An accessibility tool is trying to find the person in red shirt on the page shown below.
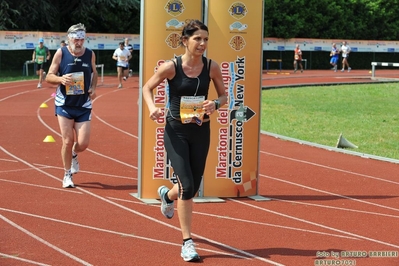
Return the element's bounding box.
[293,44,304,73]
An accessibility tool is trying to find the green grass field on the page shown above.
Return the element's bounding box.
[261,83,399,160]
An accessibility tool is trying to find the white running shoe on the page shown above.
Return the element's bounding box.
[123,76,127,81]
[71,154,79,174]
[42,71,46,81]
[348,67,351,72]
[118,84,122,89]
[157,185,174,219]
[181,239,200,262]
[37,83,42,88]
[62,173,74,188]
[129,69,132,77]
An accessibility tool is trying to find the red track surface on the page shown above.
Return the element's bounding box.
[1,70,398,266]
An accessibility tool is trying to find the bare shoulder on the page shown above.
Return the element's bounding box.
[53,48,63,60]
[157,59,176,79]
[207,59,222,77]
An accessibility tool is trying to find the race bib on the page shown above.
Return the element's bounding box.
[119,55,126,61]
[294,54,299,60]
[66,72,85,95]
[180,96,205,126]
[37,55,44,64]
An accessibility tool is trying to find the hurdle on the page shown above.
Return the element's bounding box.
[23,60,35,76]
[96,64,104,84]
[371,62,399,78]
[302,59,307,70]
[266,59,282,72]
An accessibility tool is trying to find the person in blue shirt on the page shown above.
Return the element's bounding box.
[330,43,340,72]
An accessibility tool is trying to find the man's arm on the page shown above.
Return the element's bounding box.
[89,51,98,100]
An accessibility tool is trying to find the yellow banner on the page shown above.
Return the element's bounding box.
[203,0,264,197]
[139,0,203,198]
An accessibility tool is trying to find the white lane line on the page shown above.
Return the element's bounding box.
[0,90,36,101]
[0,252,51,266]
[108,197,358,240]
[92,92,138,139]
[36,98,137,169]
[0,147,284,265]
[32,163,137,180]
[0,208,250,261]
[0,214,92,265]
[0,178,82,194]
[0,158,19,163]
[261,151,399,185]
[230,198,399,249]
[261,174,399,213]
[269,198,399,219]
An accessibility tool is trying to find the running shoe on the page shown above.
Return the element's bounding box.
[123,76,127,81]
[118,84,122,89]
[129,69,133,77]
[62,173,74,188]
[37,83,42,88]
[341,68,345,72]
[42,71,46,81]
[348,67,351,72]
[181,239,200,262]
[157,185,174,219]
[71,154,79,174]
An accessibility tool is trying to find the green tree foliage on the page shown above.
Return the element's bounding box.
[0,0,140,33]
[264,0,399,40]
[2,0,399,40]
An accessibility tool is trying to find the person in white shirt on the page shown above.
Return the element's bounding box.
[340,41,351,72]
[112,42,131,88]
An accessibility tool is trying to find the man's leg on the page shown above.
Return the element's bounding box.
[57,115,75,171]
[117,67,123,88]
[73,120,91,154]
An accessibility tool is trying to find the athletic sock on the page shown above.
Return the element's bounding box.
[183,238,192,245]
[164,192,173,204]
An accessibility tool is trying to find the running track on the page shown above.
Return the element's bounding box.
[1,70,398,266]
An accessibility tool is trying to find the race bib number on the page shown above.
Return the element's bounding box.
[66,72,85,95]
[37,55,44,64]
[180,96,205,126]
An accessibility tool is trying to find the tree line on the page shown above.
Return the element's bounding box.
[1,0,399,41]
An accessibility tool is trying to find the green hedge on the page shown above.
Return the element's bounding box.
[263,51,399,70]
[0,49,140,77]
[1,49,399,77]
